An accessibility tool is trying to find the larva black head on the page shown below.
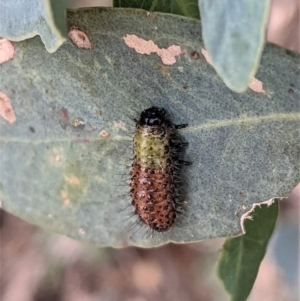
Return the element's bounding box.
[139,107,166,126]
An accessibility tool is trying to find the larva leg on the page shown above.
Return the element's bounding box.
[178,160,192,165]
[175,123,188,129]
[177,142,188,147]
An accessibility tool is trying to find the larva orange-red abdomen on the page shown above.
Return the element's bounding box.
[130,162,176,232]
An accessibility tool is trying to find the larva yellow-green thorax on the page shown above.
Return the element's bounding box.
[133,125,169,169]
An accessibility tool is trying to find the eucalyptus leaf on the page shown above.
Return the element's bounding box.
[114,0,200,19]
[0,0,67,53]
[0,8,299,248]
[218,199,279,301]
[199,0,270,92]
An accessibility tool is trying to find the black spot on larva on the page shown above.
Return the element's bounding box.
[129,106,191,232]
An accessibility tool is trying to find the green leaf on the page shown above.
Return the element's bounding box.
[0,8,299,248]
[199,0,270,92]
[114,0,200,19]
[0,0,67,53]
[217,199,279,301]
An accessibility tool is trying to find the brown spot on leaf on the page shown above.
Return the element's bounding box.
[60,108,68,120]
[68,26,92,49]
[249,77,265,93]
[0,39,15,64]
[72,118,85,128]
[99,130,109,137]
[0,92,16,123]
[123,34,182,65]
[158,45,182,65]
[239,191,246,197]
[123,34,159,55]
[191,51,199,59]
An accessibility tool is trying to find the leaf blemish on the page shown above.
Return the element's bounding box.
[114,120,127,131]
[191,51,199,59]
[0,92,16,123]
[60,107,68,120]
[248,77,266,93]
[64,175,81,186]
[72,118,85,128]
[240,198,276,233]
[68,26,92,49]
[99,130,109,137]
[123,34,182,65]
[0,39,15,64]
[153,64,170,76]
[78,228,86,236]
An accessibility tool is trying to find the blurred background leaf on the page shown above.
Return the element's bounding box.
[198,0,270,92]
[0,9,299,248]
[113,0,200,18]
[218,199,279,301]
[0,0,67,53]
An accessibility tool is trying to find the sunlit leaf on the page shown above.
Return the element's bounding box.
[0,9,299,247]
[218,199,279,301]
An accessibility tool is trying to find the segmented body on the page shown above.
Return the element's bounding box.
[130,107,190,232]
